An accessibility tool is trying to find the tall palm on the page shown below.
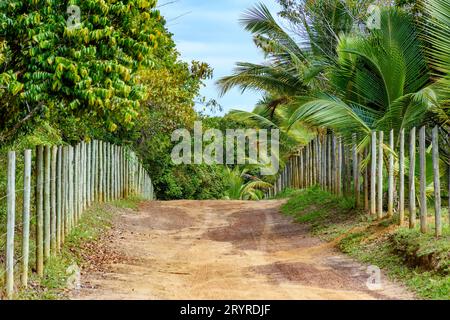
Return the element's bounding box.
[217,3,328,110]
[423,0,450,126]
[288,8,437,145]
[226,97,314,154]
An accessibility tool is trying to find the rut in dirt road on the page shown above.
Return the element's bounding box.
[72,200,414,300]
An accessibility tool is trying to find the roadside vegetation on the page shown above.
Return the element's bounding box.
[280,187,450,300]
[10,198,141,300]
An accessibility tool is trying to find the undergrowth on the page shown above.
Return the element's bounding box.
[280,186,450,300]
[4,198,141,300]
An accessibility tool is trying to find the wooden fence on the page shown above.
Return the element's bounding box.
[267,126,449,235]
[1,140,154,299]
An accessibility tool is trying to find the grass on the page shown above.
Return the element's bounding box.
[7,197,142,300]
[280,186,450,300]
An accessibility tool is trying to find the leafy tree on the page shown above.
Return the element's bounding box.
[0,0,169,141]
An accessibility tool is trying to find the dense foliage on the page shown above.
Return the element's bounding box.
[219,0,449,186]
[0,0,227,200]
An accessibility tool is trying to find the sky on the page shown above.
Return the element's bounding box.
[159,0,281,115]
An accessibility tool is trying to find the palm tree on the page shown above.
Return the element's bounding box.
[423,0,450,127]
[217,3,329,112]
[288,8,438,145]
[223,166,272,200]
[226,97,314,158]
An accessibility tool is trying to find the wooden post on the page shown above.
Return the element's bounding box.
[331,134,336,194]
[337,137,342,196]
[86,142,91,207]
[318,138,322,189]
[364,148,369,212]
[22,150,32,287]
[106,143,110,201]
[6,151,16,298]
[388,130,394,217]
[371,131,377,215]
[432,126,441,237]
[377,131,384,219]
[51,146,57,254]
[299,149,304,188]
[79,142,84,213]
[116,146,119,199]
[69,146,74,231]
[399,129,405,225]
[62,146,68,239]
[36,146,44,276]
[92,141,96,203]
[409,128,416,228]
[327,135,331,191]
[56,146,62,251]
[74,144,79,224]
[104,142,108,200]
[309,142,312,186]
[99,141,104,202]
[353,134,360,207]
[110,144,114,199]
[83,142,87,211]
[44,146,51,259]
[305,144,310,187]
[419,126,427,233]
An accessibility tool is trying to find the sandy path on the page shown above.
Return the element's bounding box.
[72,200,414,300]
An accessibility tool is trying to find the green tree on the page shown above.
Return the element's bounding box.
[0,0,169,141]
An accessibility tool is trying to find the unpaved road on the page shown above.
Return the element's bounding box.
[72,200,414,300]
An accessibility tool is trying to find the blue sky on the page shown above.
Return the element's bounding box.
[159,0,281,115]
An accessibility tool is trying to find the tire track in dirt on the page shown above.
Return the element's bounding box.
[71,200,415,300]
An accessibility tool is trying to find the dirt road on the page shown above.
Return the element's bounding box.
[72,200,414,300]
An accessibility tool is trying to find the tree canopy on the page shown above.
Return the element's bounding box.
[0,0,173,140]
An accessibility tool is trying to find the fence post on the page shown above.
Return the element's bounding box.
[99,141,104,202]
[388,130,394,218]
[377,131,384,220]
[364,148,369,212]
[337,137,342,196]
[21,149,32,287]
[318,139,322,189]
[75,144,80,222]
[56,146,62,251]
[327,135,331,192]
[409,127,416,228]
[92,141,96,203]
[62,146,68,239]
[83,142,87,211]
[419,126,427,233]
[36,146,44,276]
[6,151,16,299]
[371,131,377,215]
[69,146,74,231]
[44,146,51,259]
[432,126,441,237]
[353,134,360,207]
[86,142,91,207]
[106,143,110,202]
[399,129,405,225]
[104,142,108,200]
[51,146,57,254]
